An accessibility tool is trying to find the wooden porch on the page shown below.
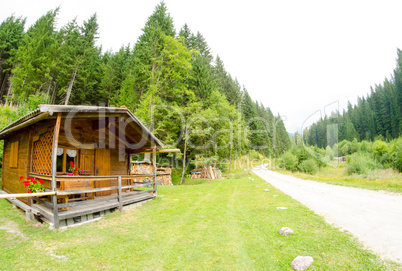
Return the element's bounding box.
[27,173,164,228]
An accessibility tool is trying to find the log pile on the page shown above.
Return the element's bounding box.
[190,166,222,179]
[131,162,172,185]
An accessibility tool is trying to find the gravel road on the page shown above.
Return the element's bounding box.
[252,165,402,264]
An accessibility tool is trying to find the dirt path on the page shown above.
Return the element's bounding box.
[252,165,402,264]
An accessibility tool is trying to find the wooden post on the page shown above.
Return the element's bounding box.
[152,146,157,196]
[118,176,123,212]
[51,113,62,228]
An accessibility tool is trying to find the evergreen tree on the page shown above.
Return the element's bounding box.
[128,1,176,106]
[11,8,59,103]
[178,24,196,49]
[194,32,212,63]
[69,14,102,105]
[188,54,216,105]
[394,49,402,135]
[213,55,242,105]
[101,45,133,106]
[0,15,26,102]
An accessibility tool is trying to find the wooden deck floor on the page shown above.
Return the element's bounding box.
[32,191,155,225]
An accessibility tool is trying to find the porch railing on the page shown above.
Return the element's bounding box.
[19,173,169,224]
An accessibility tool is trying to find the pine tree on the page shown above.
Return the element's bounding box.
[178,24,196,49]
[69,14,102,105]
[188,54,216,104]
[129,1,176,105]
[213,55,241,105]
[11,8,59,103]
[194,32,212,63]
[0,15,26,102]
[394,49,402,135]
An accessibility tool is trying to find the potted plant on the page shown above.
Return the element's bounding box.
[68,161,84,176]
[21,176,45,193]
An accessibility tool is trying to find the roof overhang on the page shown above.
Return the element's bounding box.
[0,105,164,150]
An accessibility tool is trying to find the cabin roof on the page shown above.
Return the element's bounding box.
[0,104,164,149]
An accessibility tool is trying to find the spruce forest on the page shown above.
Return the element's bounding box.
[288,50,402,175]
[0,3,291,172]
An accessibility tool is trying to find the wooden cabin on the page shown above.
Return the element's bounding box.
[0,104,171,228]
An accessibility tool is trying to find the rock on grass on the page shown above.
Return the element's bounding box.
[290,256,313,270]
[279,227,294,236]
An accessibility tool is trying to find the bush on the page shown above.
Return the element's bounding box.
[339,140,351,156]
[350,138,361,153]
[280,152,298,171]
[390,138,402,172]
[373,140,388,158]
[347,152,382,175]
[360,140,373,153]
[298,159,318,174]
[325,146,334,160]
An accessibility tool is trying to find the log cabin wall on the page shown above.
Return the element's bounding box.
[2,126,31,203]
[58,118,128,177]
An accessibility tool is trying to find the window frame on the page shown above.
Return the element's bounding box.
[56,146,79,174]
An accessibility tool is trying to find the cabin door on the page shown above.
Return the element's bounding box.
[95,149,111,196]
[80,149,95,199]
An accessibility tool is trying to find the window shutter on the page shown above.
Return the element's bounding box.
[10,141,19,168]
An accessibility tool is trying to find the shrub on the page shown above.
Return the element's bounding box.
[291,146,308,163]
[390,138,402,172]
[339,140,351,156]
[350,138,361,153]
[298,159,318,174]
[360,140,373,153]
[347,152,382,175]
[325,146,334,160]
[373,140,388,158]
[280,152,298,171]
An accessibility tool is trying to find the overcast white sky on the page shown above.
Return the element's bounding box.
[2,0,402,133]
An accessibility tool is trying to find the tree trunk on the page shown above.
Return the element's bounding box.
[229,141,232,172]
[50,81,57,104]
[0,73,10,103]
[6,75,13,106]
[64,67,78,105]
[180,128,188,185]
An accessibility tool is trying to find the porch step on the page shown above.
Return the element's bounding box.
[0,191,40,220]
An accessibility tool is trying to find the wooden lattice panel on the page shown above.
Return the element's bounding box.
[32,127,54,175]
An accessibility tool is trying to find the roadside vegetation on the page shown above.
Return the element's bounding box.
[0,173,397,270]
[276,138,402,193]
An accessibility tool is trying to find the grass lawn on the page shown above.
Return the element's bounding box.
[273,162,402,194]
[0,173,398,270]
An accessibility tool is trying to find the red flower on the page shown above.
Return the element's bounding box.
[75,167,77,170]
[30,177,34,181]
[27,190,32,193]
[70,161,74,167]
[73,171,76,174]
[19,176,24,180]
[39,180,44,184]
[32,180,37,184]
[26,177,29,180]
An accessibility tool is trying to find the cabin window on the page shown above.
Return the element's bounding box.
[56,146,78,173]
[9,141,19,168]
